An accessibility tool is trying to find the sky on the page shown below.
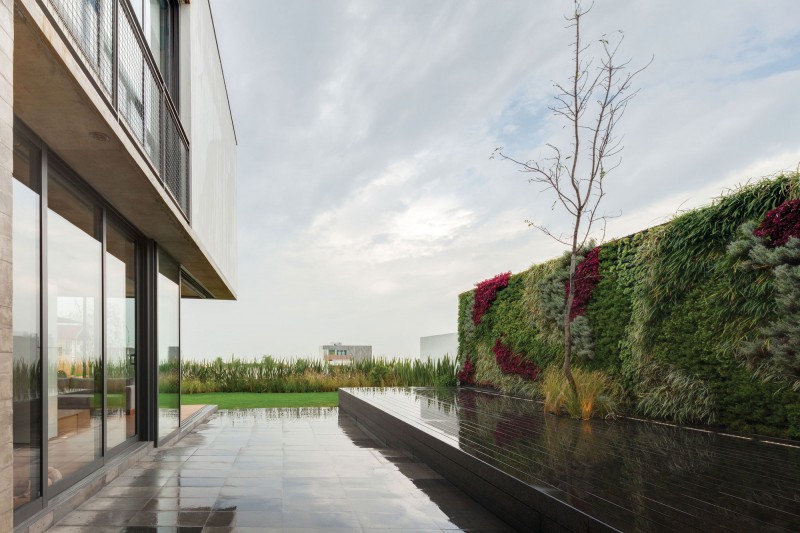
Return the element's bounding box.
[182,0,800,361]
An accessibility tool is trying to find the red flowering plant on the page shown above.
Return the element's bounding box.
[457,355,477,385]
[493,339,540,380]
[493,414,533,446]
[753,199,800,247]
[473,272,512,325]
[456,388,478,420]
[565,247,601,320]
[457,388,500,421]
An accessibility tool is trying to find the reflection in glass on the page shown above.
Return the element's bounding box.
[157,249,180,440]
[145,0,174,92]
[179,278,204,422]
[47,170,102,483]
[147,0,164,64]
[12,137,42,509]
[106,222,137,449]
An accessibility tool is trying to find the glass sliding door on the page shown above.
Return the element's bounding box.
[105,221,137,449]
[47,168,103,484]
[12,136,42,511]
[13,124,155,525]
[157,249,180,440]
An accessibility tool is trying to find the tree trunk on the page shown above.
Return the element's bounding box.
[563,2,581,400]
[564,238,579,398]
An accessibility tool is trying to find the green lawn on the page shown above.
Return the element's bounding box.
[180,392,339,409]
[93,393,126,409]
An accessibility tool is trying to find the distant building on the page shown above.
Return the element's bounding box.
[320,343,373,363]
[420,333,458,362]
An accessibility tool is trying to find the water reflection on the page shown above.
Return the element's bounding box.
[219,406,338,422]
[345,387,800,532]
[48,401,509,531]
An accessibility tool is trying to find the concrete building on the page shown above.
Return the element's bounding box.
[419,333,457,362]
[2,0,237,528]
[320,343,372,364]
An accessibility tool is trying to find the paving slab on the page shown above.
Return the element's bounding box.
[49,407,513,532]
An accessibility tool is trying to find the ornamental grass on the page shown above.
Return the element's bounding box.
[541,365,618,420]
[181,355,457,394]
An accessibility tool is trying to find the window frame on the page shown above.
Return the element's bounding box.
[11,119,150,524]
[135,0,180,110]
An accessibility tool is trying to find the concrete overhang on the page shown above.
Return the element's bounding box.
[14,0,236,300]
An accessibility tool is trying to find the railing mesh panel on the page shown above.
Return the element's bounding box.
[117,5,145,145]
[45,0,189,222]
[116,3,164,184]
[163,103,190,217]
[47,0,113,95]
[143,63,161,170]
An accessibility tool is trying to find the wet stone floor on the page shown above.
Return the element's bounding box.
[49,408,514,533]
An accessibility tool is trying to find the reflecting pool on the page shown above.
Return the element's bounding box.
[344,387,800,532]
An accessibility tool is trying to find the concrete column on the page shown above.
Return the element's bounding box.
[0,0,13,529]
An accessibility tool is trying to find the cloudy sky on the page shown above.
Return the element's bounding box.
[182,0,800,360]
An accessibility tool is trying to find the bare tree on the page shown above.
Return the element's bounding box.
[493,1,649,395]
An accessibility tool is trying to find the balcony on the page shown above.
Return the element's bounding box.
[14,0,236,298]
[43,0,190,220]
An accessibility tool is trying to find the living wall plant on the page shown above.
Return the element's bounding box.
[458,173,800,438]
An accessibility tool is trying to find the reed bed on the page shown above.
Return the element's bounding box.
[180,356,457,394]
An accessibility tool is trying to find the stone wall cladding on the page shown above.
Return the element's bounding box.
[0,0,12,529]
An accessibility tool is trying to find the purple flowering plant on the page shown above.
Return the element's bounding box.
[753,199,800,247]
[472,272,511,325]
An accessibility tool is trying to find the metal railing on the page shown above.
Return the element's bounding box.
[44,0,191,221]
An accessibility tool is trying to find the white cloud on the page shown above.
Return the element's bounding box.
[183,0,800,360]
[303,156,477,264]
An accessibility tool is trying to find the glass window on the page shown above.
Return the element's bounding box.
[12,136,42,510]
[12,127,150,511]
[148,0,163,59]
[105,221,137,449]
[144,0,177,101]
[157,249,180,440]
[47,168,103,483]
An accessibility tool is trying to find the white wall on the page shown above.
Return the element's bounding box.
[419,333,458,362]
[181,0,238,294]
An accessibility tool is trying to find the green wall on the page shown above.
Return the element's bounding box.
[458,173,800,438]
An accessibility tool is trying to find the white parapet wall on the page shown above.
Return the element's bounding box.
[181,0,238,295]
[419,333,458,362]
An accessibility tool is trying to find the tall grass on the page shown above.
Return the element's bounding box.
[180,356,457,394]
[541,365,618,420]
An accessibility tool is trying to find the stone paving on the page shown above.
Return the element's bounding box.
[48,407,514,532]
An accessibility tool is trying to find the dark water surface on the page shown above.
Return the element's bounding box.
[344,387,800,532]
